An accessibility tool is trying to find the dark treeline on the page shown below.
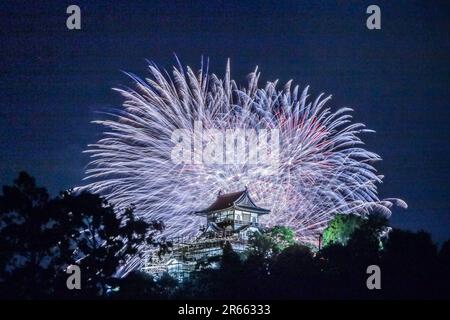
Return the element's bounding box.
[117,223,450,300]
[1,172,449,299]
[0,172,164,298]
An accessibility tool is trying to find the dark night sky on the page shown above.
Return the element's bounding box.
[0,1,449,243]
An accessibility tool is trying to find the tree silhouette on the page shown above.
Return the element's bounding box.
[0,172,56,298]
[51,191,163,297]
[115,271,178,299]
[439,239,450,266]
[0,172,162,299]
[271,244,319,299]
[381,229,440,299]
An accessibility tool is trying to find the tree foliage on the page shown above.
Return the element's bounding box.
[247,225,296,258]
[0,172,162,299]
[322,214,364,247]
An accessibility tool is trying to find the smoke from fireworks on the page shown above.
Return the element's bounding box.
[82,59,406,244]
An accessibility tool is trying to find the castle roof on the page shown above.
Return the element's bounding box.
[195,188,270,215]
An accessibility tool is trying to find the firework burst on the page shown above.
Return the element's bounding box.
[82,59,406,245]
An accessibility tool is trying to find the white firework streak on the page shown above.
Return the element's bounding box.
[81,59,407,250]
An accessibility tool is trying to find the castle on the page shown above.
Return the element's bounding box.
[142,188,269,280]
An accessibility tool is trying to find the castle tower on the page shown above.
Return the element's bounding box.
[143,188,270,280]
[195,188,269,239]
